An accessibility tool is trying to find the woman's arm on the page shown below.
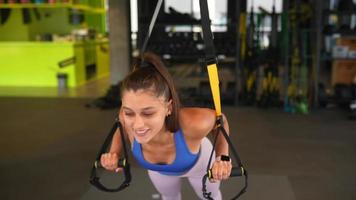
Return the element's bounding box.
[108,108,126,155]
[108,128,123,154]
[181,108,232,181]
[101,109,127,172]
[180,108,230,156]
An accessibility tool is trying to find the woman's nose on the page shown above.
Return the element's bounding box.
[133,116,144,129]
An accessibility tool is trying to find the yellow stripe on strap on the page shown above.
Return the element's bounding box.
[207,64,222,117]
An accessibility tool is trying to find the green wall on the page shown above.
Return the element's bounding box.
[0,2,109,88]
[0,41,110,88]
[0,42,76,87]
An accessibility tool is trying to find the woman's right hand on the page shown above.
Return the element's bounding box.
[100,152,122,172]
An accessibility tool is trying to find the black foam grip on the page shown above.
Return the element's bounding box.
[95,159,125,169]
[208,166,244,179]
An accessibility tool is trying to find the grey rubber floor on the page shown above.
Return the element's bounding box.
[1,97,355,200]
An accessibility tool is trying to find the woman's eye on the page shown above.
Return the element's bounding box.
[124,112,134,117]
[142,113,154,117]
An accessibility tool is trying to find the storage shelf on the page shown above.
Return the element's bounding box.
[0,3,106,13]
[323,9,356,15]
[322,57,356,61]
[323,30,356,36]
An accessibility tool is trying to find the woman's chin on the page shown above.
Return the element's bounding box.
[134,131,150,143]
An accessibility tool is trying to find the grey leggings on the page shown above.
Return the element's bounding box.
[147,137,222,200]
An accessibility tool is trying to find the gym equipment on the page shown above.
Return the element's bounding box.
[89,0,164,191]
[284,0,312,114]
[89,119,132,192]
[257,1,281,108]
[241,5,257,106]
[199,0,247,199]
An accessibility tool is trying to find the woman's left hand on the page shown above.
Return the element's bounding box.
[210,158,232,182]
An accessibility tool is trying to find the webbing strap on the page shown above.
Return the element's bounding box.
[199,0,248,199]
[89,0,164,193]
[207,64,222,116]
[140,0,163,57]
[199,0,216,58]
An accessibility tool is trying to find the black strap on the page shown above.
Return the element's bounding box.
[89,118,132,192]
[140,0,163,62]
[89,0,164,193]
[202,118,248,200]
[199,0,216,60]
[199,0,248,199]
[216,121,248,199]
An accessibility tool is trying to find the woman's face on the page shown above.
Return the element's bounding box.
[121,89,172,144]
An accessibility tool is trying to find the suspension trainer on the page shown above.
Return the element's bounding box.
[89,0,248,199]
[89,0,163,191]
[199,0,247,199]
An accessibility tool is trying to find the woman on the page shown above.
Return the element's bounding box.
[101,52,232,200]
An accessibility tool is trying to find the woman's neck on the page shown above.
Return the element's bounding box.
[147,127,173,146]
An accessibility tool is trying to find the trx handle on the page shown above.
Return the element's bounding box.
[202,118,248,200]
[94,158,126,169]
[207,167,245,179]
[89,119,132,192]
[90,163,131,193]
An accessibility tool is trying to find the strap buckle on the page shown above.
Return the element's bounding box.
[216,115,223,128]
[205,56,218,66]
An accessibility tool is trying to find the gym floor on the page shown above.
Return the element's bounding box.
[1,77,356,200]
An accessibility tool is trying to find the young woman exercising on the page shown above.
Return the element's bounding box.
[100,52,232,200]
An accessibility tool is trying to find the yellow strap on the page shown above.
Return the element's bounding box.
[207,64,222,117]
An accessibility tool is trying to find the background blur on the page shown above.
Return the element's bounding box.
[0,0,356,199]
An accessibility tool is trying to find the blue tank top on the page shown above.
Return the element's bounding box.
[132,129,200,175]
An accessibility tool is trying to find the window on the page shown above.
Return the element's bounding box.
[164,0,228,32]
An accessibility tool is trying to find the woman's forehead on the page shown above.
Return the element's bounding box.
[122,89,161,99]
[122,90,167,107]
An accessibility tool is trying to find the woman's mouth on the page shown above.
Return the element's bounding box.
[135,129,149,137]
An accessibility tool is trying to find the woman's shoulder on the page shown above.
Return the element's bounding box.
[179,107,217,140]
